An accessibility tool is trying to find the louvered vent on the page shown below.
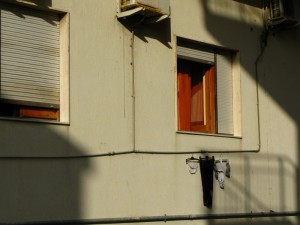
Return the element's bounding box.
[120,0,136,11]
[117,0,170,20]
[121,0,133,4]
[270,0,284,20]
[267,0,298,28]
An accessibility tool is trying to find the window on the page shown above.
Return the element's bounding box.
[177,38,238,135]
[0,3,69,122]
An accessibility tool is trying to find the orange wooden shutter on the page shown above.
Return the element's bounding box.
[177,62,191,131]
[20,107,59,120]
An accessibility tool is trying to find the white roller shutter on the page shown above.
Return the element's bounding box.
[216,52,233,134]
[0,3,60,108]
[177,45,214,65]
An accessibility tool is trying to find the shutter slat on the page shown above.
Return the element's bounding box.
[2,32,59,48]
[177,46,214,64]
[2,66,59,80]
[2,25,59,42]
[2,71,59,84]
[1,51,60,66]
[2,85,59,97]
[1,44,59,60]
[216,52,233,134]
[1,15,60,32]
[0,3,60,107]
[2,56,60,70]
[1,93,60,105]
[1,5,59,17]
[2,77,59,89]
[2,41,60,55]
[2,89,59,100]
[2,60,60,74]
[1,6,59,26]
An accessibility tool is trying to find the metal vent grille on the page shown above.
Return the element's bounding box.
[120,0,136,11]
[270,0,283,19]
[121,0,135,7]
[122,0,132,4]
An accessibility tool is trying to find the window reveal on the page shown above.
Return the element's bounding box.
[177,38,235,135]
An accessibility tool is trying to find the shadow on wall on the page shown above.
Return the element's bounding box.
[0,121,91,222]
[0,0,89,219]
[200,0,300,224]
[2,0,56,25]
[0,0,90,221]
[25,0,52,7]
[118,16,172,48]
[207,153,297,225]
[6,0,52,8]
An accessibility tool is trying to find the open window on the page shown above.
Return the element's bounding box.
[177,37,239,135]
[177,59,215,133]
[0,3,69,123]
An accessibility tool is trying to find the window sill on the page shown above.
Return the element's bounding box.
[0,117,70,126]
[176,130,242,139]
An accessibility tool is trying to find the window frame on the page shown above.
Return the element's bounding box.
[176,36,241,137]
[0,2,70,124]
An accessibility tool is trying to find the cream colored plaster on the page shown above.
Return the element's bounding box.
[0,0,299,224]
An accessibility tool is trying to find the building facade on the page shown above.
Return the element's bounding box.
[0,0,299,224]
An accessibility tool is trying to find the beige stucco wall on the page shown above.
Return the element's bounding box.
[0,0,299,225]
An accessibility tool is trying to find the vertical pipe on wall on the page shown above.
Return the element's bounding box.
[131,30,136,151]
[131,17,144,152]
